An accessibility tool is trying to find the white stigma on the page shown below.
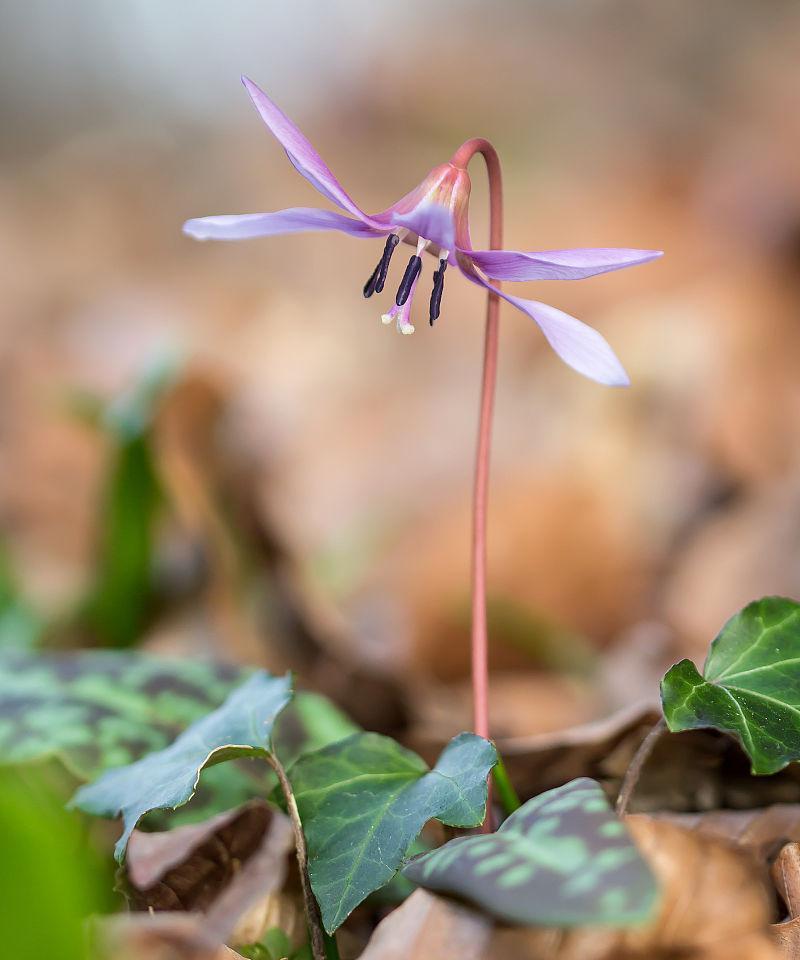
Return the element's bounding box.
[381,313,393,325]
[399,323,415,335]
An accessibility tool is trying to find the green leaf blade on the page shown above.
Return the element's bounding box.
[403,778,659,927]
[71,670,292,860]
[289,731,497,934]
[0,650,251,780]
[661,596,800,775]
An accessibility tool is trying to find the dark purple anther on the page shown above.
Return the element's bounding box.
[429,258,448,325]
[396,255,422,306]
[363,233,399,298]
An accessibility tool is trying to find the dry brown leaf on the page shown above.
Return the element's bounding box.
[357,889,491,960]
[770,843,800,958]
[656,805,800,862]
[773,842,800,919]
[125,800,294,947]
[94,913,247,960]
[500,704,800,813]
[487,815,779,960]
[410,671,599,745]
[773,916,800,959]
[150,371,408,736]
[497,702,659,802]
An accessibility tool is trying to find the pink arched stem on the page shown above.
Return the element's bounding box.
[451,138,503,831]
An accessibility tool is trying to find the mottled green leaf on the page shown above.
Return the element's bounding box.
[72,671,292,859]
[661,596,800,775]
[403,778,659,927]
[287,731,497,933]
[0,650,250,780]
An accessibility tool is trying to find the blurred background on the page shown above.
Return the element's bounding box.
[2,0,800,742]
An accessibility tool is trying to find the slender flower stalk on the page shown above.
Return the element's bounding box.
[183,78,663,829]
[450,140,504,830]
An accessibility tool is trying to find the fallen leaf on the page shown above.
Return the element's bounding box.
[95,913,248,960]
[773,916,800,959]
[773,842,800,919]
[153,372,408,736]
[499,702,800,813]
[410,671,599,744]
[770,843,800,959]
[125,802,293,926]
[357,889,491,960]
[497,702,659,802]
[653,805,800,861]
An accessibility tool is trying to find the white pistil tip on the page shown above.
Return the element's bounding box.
[400,324,415,335]
[381,314,393,325]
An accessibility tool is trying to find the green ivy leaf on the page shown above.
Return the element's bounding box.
[71,671,292,860]
[403,778,658,927]
[661,596,800,775]
[0,650,250,780]
[286,731,497,934]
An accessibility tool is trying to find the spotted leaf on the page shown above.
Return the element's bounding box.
[661,596,800,775]
[285,731,497,933]
[0,651,353,780]
[403,778,659,927]
[71,671,292,860]
[0,650,250,780]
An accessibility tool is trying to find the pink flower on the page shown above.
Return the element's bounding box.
[184,77,662,386]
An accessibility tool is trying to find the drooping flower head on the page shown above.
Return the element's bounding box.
[184,77,662,386]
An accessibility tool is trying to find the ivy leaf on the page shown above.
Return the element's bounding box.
[285,731,497,934]
[403,778,659,927]
[661,596,800,775]
[71,671,292,860]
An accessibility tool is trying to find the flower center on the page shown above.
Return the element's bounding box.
[364,234,450,334]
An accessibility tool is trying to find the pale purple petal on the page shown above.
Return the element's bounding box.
[380,202,456,253]
[462,269,629,386]
[242,77,371,222]
[465,247,663,282]
[183,207,383,241]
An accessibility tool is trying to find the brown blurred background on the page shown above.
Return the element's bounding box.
[2,0,800,741]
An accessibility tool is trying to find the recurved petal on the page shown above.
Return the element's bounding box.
[241,76,370,221]
[182,207,384,241]
[465,247,663,282]
[462,270,629,386]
